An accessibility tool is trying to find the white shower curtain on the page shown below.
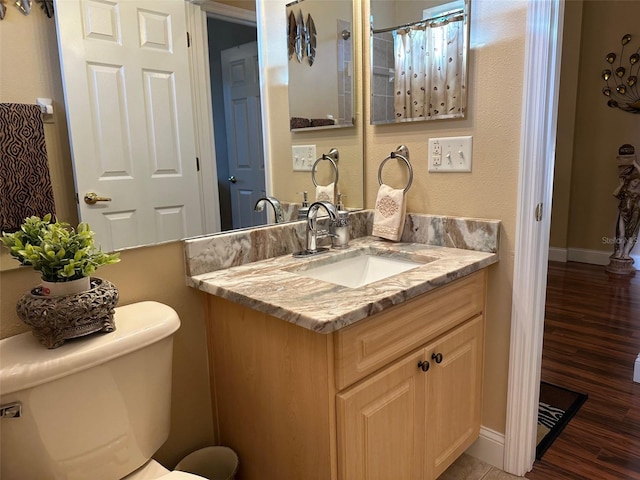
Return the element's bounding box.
[393,19,464,121]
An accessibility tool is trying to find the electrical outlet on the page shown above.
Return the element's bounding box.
[292,145,316,171]
[428,136,472,172]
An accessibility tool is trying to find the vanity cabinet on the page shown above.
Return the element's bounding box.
[337,315,483,480]
[205,270,486,480]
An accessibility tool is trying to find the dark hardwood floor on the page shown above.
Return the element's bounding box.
[526,261,640,480]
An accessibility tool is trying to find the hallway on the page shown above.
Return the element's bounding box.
[527,261,640,479]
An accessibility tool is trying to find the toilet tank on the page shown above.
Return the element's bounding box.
[0,301,181,480]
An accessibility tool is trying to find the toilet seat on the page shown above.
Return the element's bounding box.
[157,472,207,479]
[123,459,206,480]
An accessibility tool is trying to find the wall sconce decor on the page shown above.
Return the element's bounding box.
[602,34,640,114]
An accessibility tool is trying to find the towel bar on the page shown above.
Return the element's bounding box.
[311,148,339,187]
[378,145,413,193]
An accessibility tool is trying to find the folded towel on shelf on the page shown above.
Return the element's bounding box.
[310,118,335,127]
[372,183,406,241]
[0,103,56,232]
[315,182,335,203]
[290,117,311,129]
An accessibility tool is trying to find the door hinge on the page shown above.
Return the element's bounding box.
[535,203,543,222]
[196,157,200,172]
[187,31,191,48]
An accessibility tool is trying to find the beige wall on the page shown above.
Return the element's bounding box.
[216,0,256,11]
[362,0,526,434]
[550,0,583,250]
[551,0,640,253]
[0,12,214,469]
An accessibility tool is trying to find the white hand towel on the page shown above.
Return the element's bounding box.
[315,182,335,203]
[372,184,406,241]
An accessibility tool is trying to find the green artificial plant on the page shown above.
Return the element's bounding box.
[1,214,120,282]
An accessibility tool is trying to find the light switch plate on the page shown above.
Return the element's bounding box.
[428,136,472,172]
[292,145,316,171]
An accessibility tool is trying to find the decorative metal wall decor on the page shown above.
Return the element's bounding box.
[15,0,31,15]
[602,34,640,114]
[287,8,317,66]
[0,0,53,20]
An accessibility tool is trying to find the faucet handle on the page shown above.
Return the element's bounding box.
[316,229,337,240]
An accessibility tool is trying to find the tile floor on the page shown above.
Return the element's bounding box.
[439,454,526,480]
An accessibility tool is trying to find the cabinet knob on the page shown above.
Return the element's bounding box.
[432,353,443,364]
[417,360,430,372]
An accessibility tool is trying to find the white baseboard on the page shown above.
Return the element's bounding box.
[566,248,610,265]
[548,247,640,270]
[465,426,505,471]
[548,247,567,262]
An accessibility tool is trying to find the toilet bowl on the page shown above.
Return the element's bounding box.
[0,301,206,480]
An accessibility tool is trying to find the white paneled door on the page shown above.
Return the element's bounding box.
[55,0,203,251]
[221,41,266,230]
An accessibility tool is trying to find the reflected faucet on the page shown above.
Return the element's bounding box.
[305,201,338,254]
[254,196,284,223]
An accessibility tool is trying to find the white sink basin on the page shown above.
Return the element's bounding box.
[298,253,424,288]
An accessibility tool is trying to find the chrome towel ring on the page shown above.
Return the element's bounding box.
[378,145,413,193]
[311,148,339,187]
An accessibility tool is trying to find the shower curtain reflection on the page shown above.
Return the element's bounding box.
[393,18,464,121]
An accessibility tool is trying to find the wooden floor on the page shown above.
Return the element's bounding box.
[526,261,640,480]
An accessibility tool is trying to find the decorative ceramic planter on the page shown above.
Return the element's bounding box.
[41,276,91,296]
[16,277,119,349]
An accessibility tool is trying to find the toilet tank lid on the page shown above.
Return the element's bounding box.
[0,301,180,396]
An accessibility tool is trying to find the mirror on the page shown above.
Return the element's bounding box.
[0,0,365,267]
[286,0,355,131]
[370,0,470,124]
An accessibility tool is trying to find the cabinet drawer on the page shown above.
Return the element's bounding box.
[334,271,485,390]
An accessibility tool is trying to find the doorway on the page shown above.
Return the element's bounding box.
[206,16,266,231]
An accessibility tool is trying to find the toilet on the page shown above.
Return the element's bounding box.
[0,301,207,480]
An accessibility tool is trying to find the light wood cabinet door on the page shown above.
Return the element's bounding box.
[337,349,428,480]
[336,315,483,480]
[425,315,484,479]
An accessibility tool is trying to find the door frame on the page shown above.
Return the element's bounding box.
[186,2,221,234]
[187,0,272,232]
[503,0,565,475]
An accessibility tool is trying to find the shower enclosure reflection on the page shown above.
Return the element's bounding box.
[370,0,470,124]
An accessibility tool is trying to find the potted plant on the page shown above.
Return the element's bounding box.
[1,214,121,348]
[1,214,120,295]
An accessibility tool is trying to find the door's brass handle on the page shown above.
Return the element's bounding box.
[84,192,112,205]
[228,176,237,183]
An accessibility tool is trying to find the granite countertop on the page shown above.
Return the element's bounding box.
[187,235,498,334]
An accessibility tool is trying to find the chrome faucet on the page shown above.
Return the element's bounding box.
[305,201,338,254]
[254,196,284,223]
